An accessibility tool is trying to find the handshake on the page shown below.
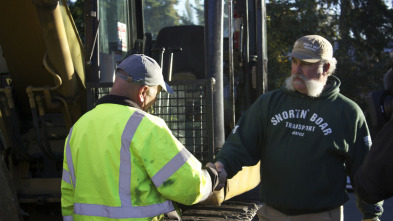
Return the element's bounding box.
[203,161,261,205]
[206,161,228,191]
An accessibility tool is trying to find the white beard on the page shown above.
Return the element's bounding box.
[285,74,325,97]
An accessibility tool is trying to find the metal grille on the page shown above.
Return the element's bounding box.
[86,82,113,111]
[86,79,215,165]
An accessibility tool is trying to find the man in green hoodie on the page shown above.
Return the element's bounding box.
[209,35,384,221]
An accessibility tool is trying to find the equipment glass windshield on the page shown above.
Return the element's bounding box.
[98,0,130,81]
[142,0,205,40]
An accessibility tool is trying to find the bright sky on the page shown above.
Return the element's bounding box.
[174,0,200,24]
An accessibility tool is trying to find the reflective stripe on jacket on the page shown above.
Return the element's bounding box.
[61,103,212,220]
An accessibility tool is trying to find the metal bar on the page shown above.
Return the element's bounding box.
[151,47,165,69]
[167,47,182,82]
[88,19,100,65]
[256,0,268,95]
[228,0,236,130]
[85,0,99,83]
[243,0,251,108]
[205,0,225,151]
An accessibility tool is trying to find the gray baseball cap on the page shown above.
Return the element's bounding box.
[287,35,333,63]
[116,54,173,94]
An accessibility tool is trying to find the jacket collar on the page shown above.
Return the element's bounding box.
[95,94,143,110]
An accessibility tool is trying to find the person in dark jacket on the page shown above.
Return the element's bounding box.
[209,35,383,221]
[354,68,393,204]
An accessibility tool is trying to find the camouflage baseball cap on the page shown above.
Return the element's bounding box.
[287,35,333,63]
[116,54,173,94]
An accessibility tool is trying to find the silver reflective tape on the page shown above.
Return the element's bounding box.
[151,148,192,188]
[62,169,71,184]
[63,215,73,221]
[74,200,174,218]
[65,127,76,188]
[119,111,145,206]
[364,135,372,147]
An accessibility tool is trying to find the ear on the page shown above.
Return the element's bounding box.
[138,85,149,103]
[324,63,330,72]
[322,63,330,75]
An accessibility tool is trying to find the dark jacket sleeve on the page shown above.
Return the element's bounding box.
[214,97,264,178]
[354,115,393,204]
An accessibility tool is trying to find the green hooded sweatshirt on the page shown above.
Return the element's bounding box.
[215,76,383,219]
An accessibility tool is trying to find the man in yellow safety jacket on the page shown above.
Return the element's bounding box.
[61,54,218,220]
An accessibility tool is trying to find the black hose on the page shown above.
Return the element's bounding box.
[31,106,55,160]
[39,113,57,161]
[8,109,30,161]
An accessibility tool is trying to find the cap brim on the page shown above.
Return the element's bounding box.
[162,82,174,94]
[287,52,321,63]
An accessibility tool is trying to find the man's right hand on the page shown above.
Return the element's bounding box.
[206,161,227,190]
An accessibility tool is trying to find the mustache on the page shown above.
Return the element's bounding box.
[285,73,325,97]
[292,73,307,81]
[285,73,306,92]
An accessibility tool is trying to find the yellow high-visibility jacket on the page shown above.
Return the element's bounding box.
[61,96,212,220]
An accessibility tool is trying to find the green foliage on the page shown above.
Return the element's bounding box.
[143,0,180,38]
[180,0,194,25]
[194,0,204,25]
[66,0,85,44]
[266,0,337,89]
[179,0,204,25]
[266,0,393,110]
[334,0,393,107]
